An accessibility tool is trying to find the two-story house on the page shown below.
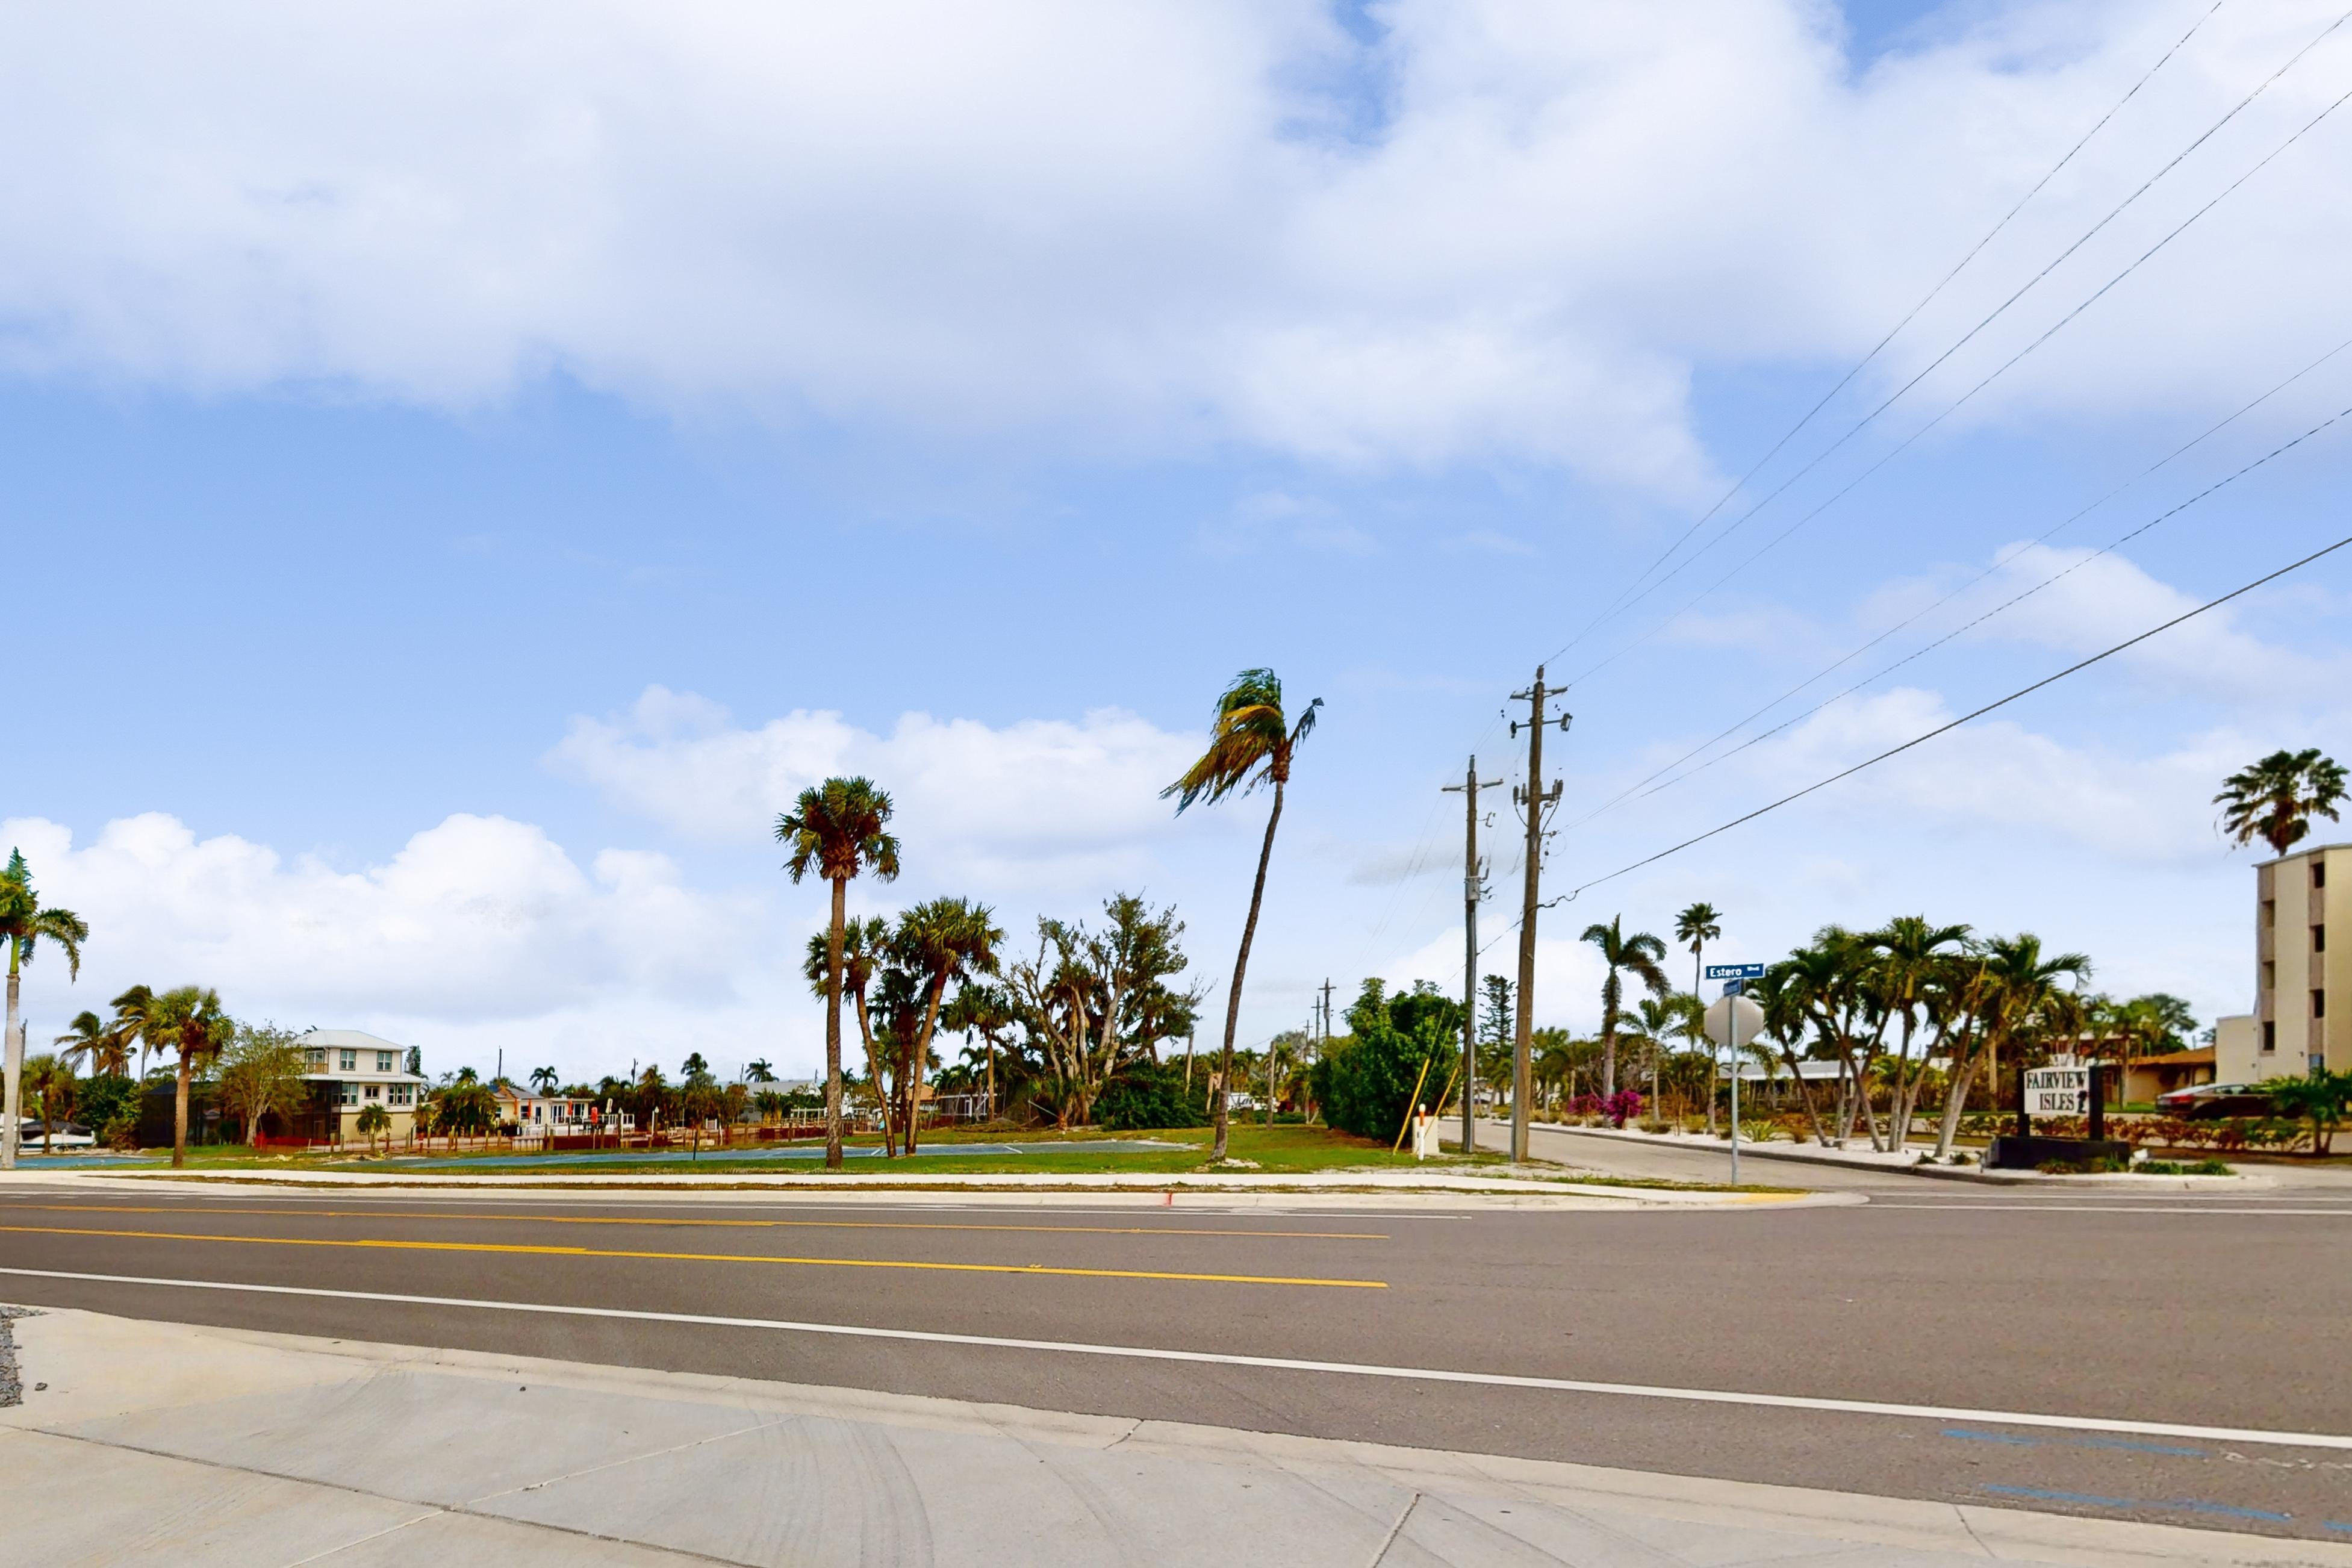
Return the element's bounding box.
[298,1029,428,1141]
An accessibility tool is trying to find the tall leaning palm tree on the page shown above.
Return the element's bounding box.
[1581,916,1668,1099]
[148,985,232,1169]
[56,1010,129,1078]
[777,777,901,1169]
[894,897,1004,1155]
[1673,902,1723,1131]
[1164,668,1322,1163]
[2216,748,2347,858]
[0,849,89,1171]
[1933,933,2088,1158]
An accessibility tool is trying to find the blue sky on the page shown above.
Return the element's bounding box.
[5,0,2348,1081]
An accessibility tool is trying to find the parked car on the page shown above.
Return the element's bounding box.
[2155,1083,2274,1120]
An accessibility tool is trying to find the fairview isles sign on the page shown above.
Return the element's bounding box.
[2024,1060,2091,1116]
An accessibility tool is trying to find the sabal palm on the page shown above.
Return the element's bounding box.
[1631,992,1701,1114]
[777,776,901,1169]
[1580,915,1667,1098]
[529,1065,559,1094]
[148,985,232,1169]
[2215,749,2347,857]
[22,1053,73,1153]
[894,897,1004,1154]
[1164,668,1322,1163]
[746,1059,777,1083]
[110,985,158,1080]
[804,915,892,1148]
[1673,902,1723,1129]
[0,849,89,1171]
[939,980,1016,1119]
[1935,932,2089,1156]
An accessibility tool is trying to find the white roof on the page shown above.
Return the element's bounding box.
[298,1030,409,1053]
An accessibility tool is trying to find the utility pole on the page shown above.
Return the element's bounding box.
[1318,978,1334,1054]
[1508,667,1569,1164]
[1442,756,1501,1157]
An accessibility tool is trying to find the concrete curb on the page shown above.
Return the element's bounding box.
[1534,1124,2279,1190]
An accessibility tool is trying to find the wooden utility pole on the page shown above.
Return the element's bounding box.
[1508,668,1567,1164]
[1442,756,1501,1157]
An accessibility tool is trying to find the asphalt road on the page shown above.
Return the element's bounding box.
[2,1182,2348,1543]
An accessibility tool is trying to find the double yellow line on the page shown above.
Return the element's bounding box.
[0,1223,1386,1290]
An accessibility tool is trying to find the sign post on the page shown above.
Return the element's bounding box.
[1704,965,1767,1186]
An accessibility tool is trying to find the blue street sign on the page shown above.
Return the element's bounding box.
[1704,962,1766,981]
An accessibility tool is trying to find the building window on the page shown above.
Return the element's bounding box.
[305,1048,325,1069]
[2313,989,2327,1019]
[339,1083,358,1106]
[338,1049,356,1071]
[364,1083,381,1100]
[2265,899,2277,927]
[2318,926,2329,953]
[2317,861,2329,889]
[389,1084,411,1107]
[2264,960,2277,988]
[376,1051,394,1072]
[2263,1021,2277,1052]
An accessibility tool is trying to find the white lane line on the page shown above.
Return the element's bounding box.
[1870,1204,2352,1216]
[5,1265,2348,1452]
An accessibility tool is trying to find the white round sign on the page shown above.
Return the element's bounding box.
[1703,994,1765,1048]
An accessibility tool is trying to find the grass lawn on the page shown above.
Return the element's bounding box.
[107,1122,1772,1190]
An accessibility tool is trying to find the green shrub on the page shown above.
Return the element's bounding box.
[1311,980,1459,1143]
[1092,1062,1207,1131]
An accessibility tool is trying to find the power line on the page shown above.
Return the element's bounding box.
[1561,1,2232,652]
[1566,332,2352,829]
[1562,73,2352,694]
[1561,530,2352,900]
[1549,2,2348,669]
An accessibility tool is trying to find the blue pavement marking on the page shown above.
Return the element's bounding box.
[11,1154,158,1168]
[384,1139,1188,1170]
[2326,1522,2352,1534]
[1983,1485,2290,1522]
[1943,1427,2206,1457]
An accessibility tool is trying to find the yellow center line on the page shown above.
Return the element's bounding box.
[0,1202,1383,1242]
[0,1224,1387,1289]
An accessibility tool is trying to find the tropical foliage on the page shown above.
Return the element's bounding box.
[1311,980,1460,1143]
[0,848,89,1169]
[2215,748,2347,857]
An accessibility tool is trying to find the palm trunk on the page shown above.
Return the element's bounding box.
[1934,1047,1979,1160]
[1697,947,1714,1137]
[1779,1040,1830,1144]
[1212,781,1284,1163]
[824,877,846,1170]
[174,1049,192,1169]
[1599,997,1619,1100]
[0,957,20,1171]
[906,977,948,1157]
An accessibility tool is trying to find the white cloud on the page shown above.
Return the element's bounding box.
[2,1,2345,479]
[547,686,1209,891]
[1,810,759,1033]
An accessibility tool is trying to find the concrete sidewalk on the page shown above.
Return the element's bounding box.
[5,1306,2347,1568]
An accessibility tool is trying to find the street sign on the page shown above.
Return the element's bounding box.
[2024,1063,2091,1116]
[1703,994,1764,1049]
[1704,962,1766,981]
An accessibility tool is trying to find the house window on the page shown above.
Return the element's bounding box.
[364,1083,381,1100]
[2263,1021,2277,1052]
[376,1051,394,1072]
[339,1049,356,1071]
[338,1083,358,1106]
[2316,861,2329,889]
[389,1084,411,1107]
[305,1048,326,1069]
[2317,926,2329,953]
[2314,989,2327,1019]
[2264,961,2277,989]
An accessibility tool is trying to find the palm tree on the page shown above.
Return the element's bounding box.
[354,1101,391,1154]
[1865,916,1973,1148]
[1932,933,2089,1157]
[745,1059,777,1083]
[2216,749,2348,857]
[0,849,89,1171]
[110,985,158,1080]
[940,981,1016,1121]
[804,916,894,1149]
[1674,903,1723,1131]
[893,898,1004,1154]
[1164,668,1322,1163]
[528,1065,559,1094]
[1631,992,1702,1119]
[56,1010,129,1078]
[776,777,901,1169]
[148,985,232,1169]
[22,1053,73,1153]
[1579,916,1667,1098]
